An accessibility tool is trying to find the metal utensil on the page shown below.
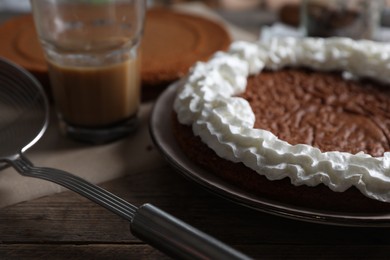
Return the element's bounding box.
[0,58,250,259]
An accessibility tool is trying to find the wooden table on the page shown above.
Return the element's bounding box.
[2,163,390,259]
[2,4,390,260]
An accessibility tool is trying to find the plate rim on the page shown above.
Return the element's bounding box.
[149,81,390,227]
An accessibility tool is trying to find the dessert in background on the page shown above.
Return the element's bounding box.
[141,8,231,100]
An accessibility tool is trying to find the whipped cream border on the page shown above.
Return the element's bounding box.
[174,37,390,203]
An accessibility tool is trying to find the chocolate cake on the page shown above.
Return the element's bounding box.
[172,38,390,212]
[243,69,390,157]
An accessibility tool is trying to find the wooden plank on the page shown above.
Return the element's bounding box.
[2,165,390,259]
[1,244,390,259]
[0,244,168,259]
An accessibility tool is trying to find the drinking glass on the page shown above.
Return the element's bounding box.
[301,0,383,39]
[30,0,146,143]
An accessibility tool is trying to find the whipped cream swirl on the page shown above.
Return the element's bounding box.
[174,37,390,202]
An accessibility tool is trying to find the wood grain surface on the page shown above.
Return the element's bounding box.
[1,165,390,259]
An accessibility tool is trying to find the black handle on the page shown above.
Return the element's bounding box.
[130,203,251,260]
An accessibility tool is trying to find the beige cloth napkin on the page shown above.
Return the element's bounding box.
[0,103,167,208]
[0,3,257,209]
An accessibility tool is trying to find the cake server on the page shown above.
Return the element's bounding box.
[0,58,250,260]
